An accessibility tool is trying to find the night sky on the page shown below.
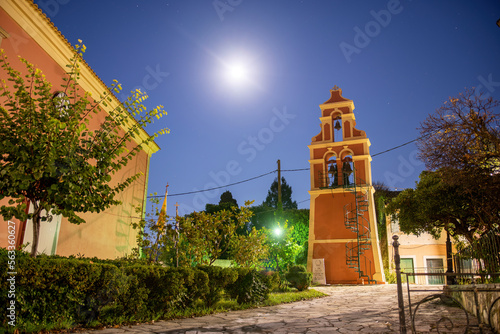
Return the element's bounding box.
[32,0,500,216]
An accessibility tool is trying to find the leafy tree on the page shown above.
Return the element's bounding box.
[206,191,239,214]
[248,205,309,265]
[418,88,499,173]
[205,191,246,258]
[249,206,308,241]
[416,88,500,233]
[177,201,253,266]
[265,221,300,288]
[282,209,309,247]
[219,190,238,207]
[263,177,297,210]
[0,43,168,256]
[386,171,485,243]
[372,181,399,269]
[229,227,269,269]
[248,203,275,230]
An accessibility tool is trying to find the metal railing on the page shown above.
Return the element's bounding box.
[404,272,500,334]
[317,168,360,189]
[400,267,446,285]
[454,228,500,274]
[393,235,500,334]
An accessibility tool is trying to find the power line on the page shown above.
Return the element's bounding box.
[147,135,427,199]
[282,136,424,172]
[147,169,277,199]
[371,138,419,157]
[372,135,425,157]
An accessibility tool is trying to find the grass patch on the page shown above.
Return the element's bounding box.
[265,288,327,306]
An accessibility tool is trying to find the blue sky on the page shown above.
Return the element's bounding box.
[33,0,500,216]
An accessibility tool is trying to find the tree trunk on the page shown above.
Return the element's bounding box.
[30,201,41,257]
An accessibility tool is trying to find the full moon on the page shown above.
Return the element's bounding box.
[214,50,263,92]
[225,61,250,84]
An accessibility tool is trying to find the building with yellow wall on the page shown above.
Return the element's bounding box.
[387,216,452,285]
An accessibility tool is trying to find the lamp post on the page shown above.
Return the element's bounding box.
[446,229,456,285]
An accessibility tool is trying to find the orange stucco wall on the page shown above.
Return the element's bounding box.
[0,6,150,258]
[353,160,367,182]
[313,242,376,284]
[312,143,365,161]
[313,193,358,240]
[0,7,67,94]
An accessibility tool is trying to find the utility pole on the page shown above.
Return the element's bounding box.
[277,159,282,208]
[175,202,179,268]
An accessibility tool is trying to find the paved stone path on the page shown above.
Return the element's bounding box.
[76,285,493,333]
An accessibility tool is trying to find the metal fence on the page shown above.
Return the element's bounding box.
[392,235,500,333]
[401,267,446,285]
[454,228,500,275]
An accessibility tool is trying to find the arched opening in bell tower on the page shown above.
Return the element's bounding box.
[333,114,343,142]
[341,154,354,187]
[326,154,338,188]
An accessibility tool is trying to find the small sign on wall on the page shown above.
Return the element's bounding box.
[312,258,326,285]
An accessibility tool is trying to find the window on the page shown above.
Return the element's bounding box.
[53,91,70,119]
[426,258,445,285]
[390,217,400,233]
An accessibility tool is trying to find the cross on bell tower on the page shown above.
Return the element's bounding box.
[306,87,384,284]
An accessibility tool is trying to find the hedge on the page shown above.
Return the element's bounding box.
[0,249,272,332]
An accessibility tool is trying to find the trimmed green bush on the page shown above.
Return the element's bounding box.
[122,265,209,313]
[174,267,209,308]
[199,266,238,306]
[226,268,271,304]
[260,270,280,292]
[285,265,312,291]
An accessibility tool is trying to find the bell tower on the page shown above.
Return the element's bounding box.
[307,87,384,284]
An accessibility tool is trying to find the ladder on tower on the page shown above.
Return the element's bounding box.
[343,172,376,284]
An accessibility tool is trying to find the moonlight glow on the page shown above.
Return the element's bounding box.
[213,50,264,93]
[225,61,250,84]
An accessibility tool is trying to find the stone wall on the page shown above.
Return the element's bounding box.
[444,284,500,332]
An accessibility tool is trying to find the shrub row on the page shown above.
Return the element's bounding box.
[0,250,273,331]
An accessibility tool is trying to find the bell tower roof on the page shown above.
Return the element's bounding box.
[322,86,352,104]
[320,86,355,113]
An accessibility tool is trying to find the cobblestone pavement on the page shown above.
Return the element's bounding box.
[77,284,493,334]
